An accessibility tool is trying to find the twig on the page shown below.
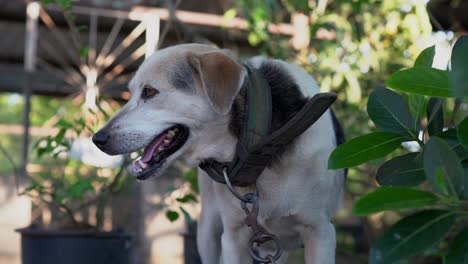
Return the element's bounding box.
[73,158,130,212]
[29,192,79,227]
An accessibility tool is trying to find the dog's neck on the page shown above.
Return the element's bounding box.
[229,60,308,163]
[183,116,237,166]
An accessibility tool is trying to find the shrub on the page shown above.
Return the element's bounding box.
[329,36,468,263]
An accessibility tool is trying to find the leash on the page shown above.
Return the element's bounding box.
[223,168,282,263]
[200,64,337,263]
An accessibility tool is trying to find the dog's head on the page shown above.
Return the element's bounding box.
[93,44,246,180]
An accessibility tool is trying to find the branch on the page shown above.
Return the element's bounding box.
[28,192,79,227]
[73,158,130,212]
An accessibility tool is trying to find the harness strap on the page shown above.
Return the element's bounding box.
[200,65,337,187]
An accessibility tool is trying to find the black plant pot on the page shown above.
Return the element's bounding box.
[16,227,132,264]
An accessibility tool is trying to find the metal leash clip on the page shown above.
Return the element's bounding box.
[223,168,283,264]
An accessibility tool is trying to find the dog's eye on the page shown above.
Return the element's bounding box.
[141,86,159,99]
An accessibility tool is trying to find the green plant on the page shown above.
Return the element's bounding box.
[163,168,199,223]
[233,0,432,105]
[23,105,131,229]
[329,36,468,263]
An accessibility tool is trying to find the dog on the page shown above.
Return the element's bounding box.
[93,43,345,264]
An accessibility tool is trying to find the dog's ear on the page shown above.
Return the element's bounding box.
[188,51,246,115]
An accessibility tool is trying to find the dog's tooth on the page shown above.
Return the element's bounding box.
[168,130,175,137]
[163,139,170,144]
[139,160,148,169]
[158,146,164,151]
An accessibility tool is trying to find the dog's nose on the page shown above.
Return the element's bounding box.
[92,130,109,147]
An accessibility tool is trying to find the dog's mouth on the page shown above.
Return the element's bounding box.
[133,124,189,180]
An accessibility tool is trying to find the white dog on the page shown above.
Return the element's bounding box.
[93,43,345,264]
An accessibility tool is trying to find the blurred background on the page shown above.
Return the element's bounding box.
[0,0,466,263]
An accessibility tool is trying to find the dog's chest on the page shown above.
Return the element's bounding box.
[247,165,326,231]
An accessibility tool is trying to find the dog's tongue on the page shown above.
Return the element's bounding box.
[141,133,167,163]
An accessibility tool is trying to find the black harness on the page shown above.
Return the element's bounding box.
[200,65,337,187]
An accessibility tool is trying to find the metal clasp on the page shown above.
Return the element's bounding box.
[222,168,283,264]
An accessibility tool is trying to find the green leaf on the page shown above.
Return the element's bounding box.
[223,8,237,20]
[65,180,94,199]
[54,128,67,144]
[414,45,435,68]
[434,167,449,195]
[437,129,468,161]
[353,187,438,215]
[79,47,89,59]
[54,193,64,204]
[367,88,416,137]
[166,210,179,222]
[426,97,444,136]
[386,68,450,97]
[449,35,468,98]
[328,132,405,169]
[424,137,464,196]
[77,25,88,32]
[183,169,199,194]
[176,194,198,203]
[445,228,468,264]
[407,94,425,131]
[461,160,468,200]
[376,152,425,187]
[457,116,468,148]
[369,210,455,264]
[37,147,48,158]
[56,119,73,129]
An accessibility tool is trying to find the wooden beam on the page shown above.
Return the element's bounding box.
[46,4,295,36]
[0,63,127,99]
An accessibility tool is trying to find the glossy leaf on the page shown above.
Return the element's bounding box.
[449,35,468,98]
[437,129,468,161]
[457,116,468,148]
[414,45,435,68]
[367,88,416,137]
[407,94,425,131]
[426,98,444,136]
[369,210,455,264]
[353,187,438,215]
[328,132,405,169]
[424,137,464,196]
[376,152,425,187]
[434,167,449,195]
[445,228,468,264]
[386,68,450,97]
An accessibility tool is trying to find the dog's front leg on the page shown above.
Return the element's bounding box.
[197,208,223,264]
[301,222,336,264]
[221,225,252,264]
[197,171,223,264]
